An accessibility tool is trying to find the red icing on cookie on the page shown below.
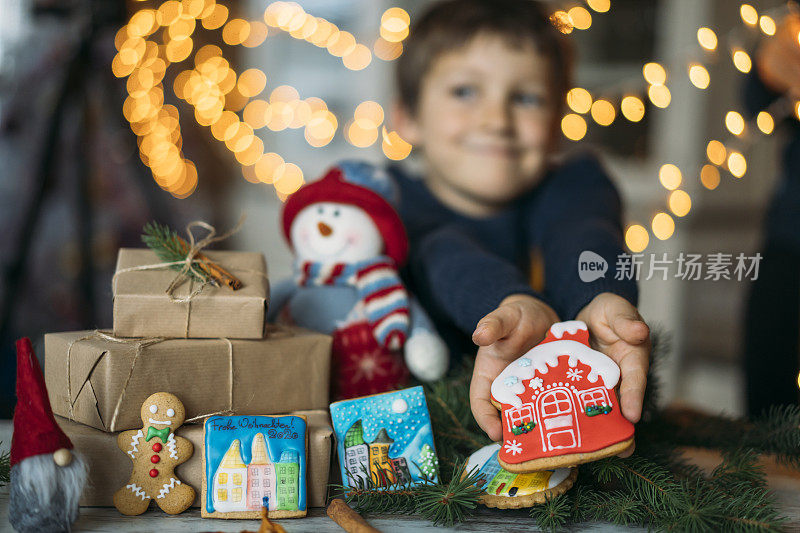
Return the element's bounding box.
[152,443,162,452]
[151,455,160,464]
[491,321,634,466]
[149,468,159,477]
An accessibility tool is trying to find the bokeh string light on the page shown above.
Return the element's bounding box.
[115,1,415,200]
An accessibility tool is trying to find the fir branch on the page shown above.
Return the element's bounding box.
[141,221,207,284]
[0,446,9,486]
[530,493,572,532]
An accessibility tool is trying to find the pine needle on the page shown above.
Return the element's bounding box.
[0,446,9,486]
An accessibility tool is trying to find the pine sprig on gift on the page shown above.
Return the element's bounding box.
[141,221,207,283]
[0,446,9,486]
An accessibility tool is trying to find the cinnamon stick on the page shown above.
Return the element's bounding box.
[326,498,381,533]
[174,234,243,290]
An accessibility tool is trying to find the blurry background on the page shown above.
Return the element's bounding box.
[0,0,790,417]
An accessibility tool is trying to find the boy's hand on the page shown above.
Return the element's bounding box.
[470,294,559,441]
[576,292,650,429]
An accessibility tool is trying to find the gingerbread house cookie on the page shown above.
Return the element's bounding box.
[491,321,634,472]
[462,443,577,509]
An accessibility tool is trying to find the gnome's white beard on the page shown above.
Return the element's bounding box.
[9,452,88,533]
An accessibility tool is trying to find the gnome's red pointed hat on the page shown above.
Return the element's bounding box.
[10,337,73,466]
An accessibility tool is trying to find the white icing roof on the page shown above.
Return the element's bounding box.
[490,338,620,409]
[549,320,587,338]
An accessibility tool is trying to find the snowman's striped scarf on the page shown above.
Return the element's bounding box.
[296,257,410,349]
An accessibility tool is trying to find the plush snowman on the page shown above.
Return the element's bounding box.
[270,161,448,399]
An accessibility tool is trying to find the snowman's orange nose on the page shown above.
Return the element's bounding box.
[318,222,333,236]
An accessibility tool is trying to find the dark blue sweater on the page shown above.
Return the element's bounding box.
[389,153,638,356]
[743,69,800,252]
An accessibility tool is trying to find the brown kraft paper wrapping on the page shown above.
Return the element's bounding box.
[112,248,269,339]
[44,325,331,432]
[55,411,333,508]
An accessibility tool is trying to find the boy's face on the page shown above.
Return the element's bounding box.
[397,34,554,216]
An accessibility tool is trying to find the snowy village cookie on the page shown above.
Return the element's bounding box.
[330,386,440,489]
[201,415,308,519]
[490,321,635,473]
[114,392,195,515]
[461,443,577,508]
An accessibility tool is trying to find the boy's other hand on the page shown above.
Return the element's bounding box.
[576,292,650,436]
[469,294,559,441]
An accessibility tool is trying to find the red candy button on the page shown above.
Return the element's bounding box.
[149,468,159,477]
[151,455,160,464]
[152,443,162,452]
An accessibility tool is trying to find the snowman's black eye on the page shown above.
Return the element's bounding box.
[317,206,324,214]
[333,209,340,217]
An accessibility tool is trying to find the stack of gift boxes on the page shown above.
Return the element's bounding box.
[42,247,334,508]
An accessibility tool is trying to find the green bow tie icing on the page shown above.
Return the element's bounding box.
[146,425,171,442]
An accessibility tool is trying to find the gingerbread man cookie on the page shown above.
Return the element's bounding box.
[114,392,195,515]
[490,321,635,472]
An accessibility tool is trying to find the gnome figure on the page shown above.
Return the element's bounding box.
[9,338,88,533]
[270,161,449,399]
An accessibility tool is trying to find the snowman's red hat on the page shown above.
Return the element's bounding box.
[282,164,409,266]
[10,338,73,466]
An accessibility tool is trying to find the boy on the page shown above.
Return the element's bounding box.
[388,0,650,443]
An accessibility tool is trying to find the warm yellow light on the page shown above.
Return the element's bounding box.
[382,127,413,160]
[568,7,592,30]
[697,27,718,51]
[725,111,745,136]
[222,19,250,46]
[304,97,328,113]
[688,64,710,89]
[620,96,645,122]
[381,7,410,35]
[354,101,385,128]
[274,163,304,195]
[243,99,270,129]
[305,110,338,146]
[270,85,300,103]
[380,25,409,43]
[648,85,671,108]
[343,44,372,70]
[237,69,267,98]
[669,190,692,217]
[652,212,675,240]
[625,224,649,253]
[165,37,193,63]
[586,0,610,13]
[266,101,294,131]
[590,99,615,126]
[759,15,776,36]
[202,4,228,30]
[642,62,667,85]
[700,164,721,190]
[346,119,379,148]
[168,17,196,40]
[561,114,588,141]
[243,21,268,48]
[740,4,758,26]
[728,151,747,178]
[566,88,592,114]
[757,111,774,134]
[732,49,752,73]
[210,111,239,141]
[156,1,181,26]
[659,164,682,190]
[706,140,726,165]
[373,37,403,61]
[288,100,312,129]
[254,152,285,184]
[550,11,574,34]
[795,101,800,120]
[328,31,357,57]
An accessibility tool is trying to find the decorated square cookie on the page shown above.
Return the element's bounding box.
[201,415,307,519]
[330,386,439,489]
[462,443,577,509]
[490,321,635,472]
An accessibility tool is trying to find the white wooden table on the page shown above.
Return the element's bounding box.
[1,422,798,532]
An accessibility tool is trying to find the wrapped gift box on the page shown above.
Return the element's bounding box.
[112,248,269,339]
[44,325,331,432]
[56,410,333,508]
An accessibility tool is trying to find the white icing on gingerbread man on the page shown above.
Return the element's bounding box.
[113,393,195,516]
